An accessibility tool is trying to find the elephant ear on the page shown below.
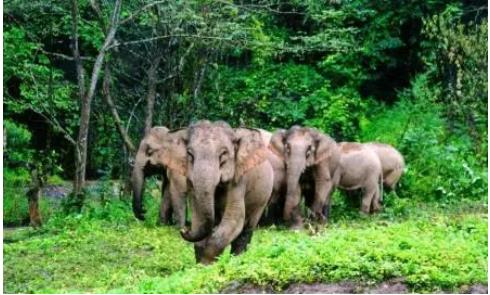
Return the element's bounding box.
[269,129,286,158]
[234,128,268,182]
[144,126,169,151]
[311,129,337,165]
[155,128,188,176]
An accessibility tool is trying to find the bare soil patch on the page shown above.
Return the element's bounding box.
[221,278,488,294]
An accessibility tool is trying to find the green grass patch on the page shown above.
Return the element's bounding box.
[4,203,487,293]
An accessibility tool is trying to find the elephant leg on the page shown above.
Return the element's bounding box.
[311,180,334,223]
[194,239,207,263]
[232,191,269,255]
[270,196,285,225]
[169,179,187,228]
[261,191,285,226]
[159,182,173,225]
[231,227,253,255]
[360,184,377,214]
[371,185,382,213]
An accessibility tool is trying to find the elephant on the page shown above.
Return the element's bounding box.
[365,142,405,192]
[269,126,340,229]
[131,127,188,227]
[257,129,289,225]
[153,120,273,264]
[336,142,384,214]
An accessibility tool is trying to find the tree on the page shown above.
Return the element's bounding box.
[68,0,122,209]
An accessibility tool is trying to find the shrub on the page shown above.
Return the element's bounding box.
[361,74,487,203]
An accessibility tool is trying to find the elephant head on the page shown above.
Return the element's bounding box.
[155,120,267,243]
[131,126,187,220]
[270,126,338,224]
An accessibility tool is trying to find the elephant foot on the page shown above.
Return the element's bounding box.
[231,229,253,255]
[371,205,382,213]
[358,210,370,218]
[157,217,172,226]
[289,222,304,231]
[312,211,327,225]
[194,241,209,264]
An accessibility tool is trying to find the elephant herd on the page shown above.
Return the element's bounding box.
[131,120,405,264]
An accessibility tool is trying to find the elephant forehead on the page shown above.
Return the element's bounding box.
[288,133,313,144]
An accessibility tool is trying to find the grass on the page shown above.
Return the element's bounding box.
[3,197,487,294]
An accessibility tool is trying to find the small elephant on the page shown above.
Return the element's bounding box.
[365,142,405,192]
[154,121,273,264]
[269,126,340,229]
[336,142,383,214]
[131,127,188,227]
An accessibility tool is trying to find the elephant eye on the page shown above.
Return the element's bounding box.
[187,149,194,163]
[219,150,228,166]
[306,146,312,157]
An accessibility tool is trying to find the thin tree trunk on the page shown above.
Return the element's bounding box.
[70,0,122,210]
[27,169,43,228]
[102,63,136,199]
[102,64,136,153]
[144,55,162,134]
[70,0,86,197]
[190,56,208,121]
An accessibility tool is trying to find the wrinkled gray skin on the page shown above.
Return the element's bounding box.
[155,121,273,264]
[131,127,188,227]
[365,142,405,196]
[337,142,383,213]
[270,126,340,229]
[259,129,288,225]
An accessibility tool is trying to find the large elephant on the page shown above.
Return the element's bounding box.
[365,142,405,191]
[154,121,273,264]
[131,127,188,227]
[336,142,383,213]
[269,126,340,229]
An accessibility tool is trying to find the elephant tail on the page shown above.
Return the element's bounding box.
[379,172,384,203]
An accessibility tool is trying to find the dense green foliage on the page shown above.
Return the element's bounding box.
[4,0,487,180]
[3,0,487,293]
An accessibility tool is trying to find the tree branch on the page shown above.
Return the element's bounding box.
[144,55,162,134]
[107,34,232,50]
[102,64,136,153]
[40,49,94,61]
[27,105,77,147]
[119,0,168,25]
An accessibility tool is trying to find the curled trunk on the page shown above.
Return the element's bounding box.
[180,191,215,242]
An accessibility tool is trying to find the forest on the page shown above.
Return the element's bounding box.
[3,0,488,293]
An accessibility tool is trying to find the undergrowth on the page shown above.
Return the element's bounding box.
[3,200,487,293]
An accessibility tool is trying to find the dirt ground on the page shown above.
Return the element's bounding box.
[221,278,488,294]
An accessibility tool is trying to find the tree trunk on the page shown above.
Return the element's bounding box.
[144,56,162,135]
[102,64,136,153]
[102,63,136,199]
[69,0,122,210]
[27,169,43,228]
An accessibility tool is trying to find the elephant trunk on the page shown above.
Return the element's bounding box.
[283,157,306,221]
[131,164,146,220]
[180,190,215,242]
